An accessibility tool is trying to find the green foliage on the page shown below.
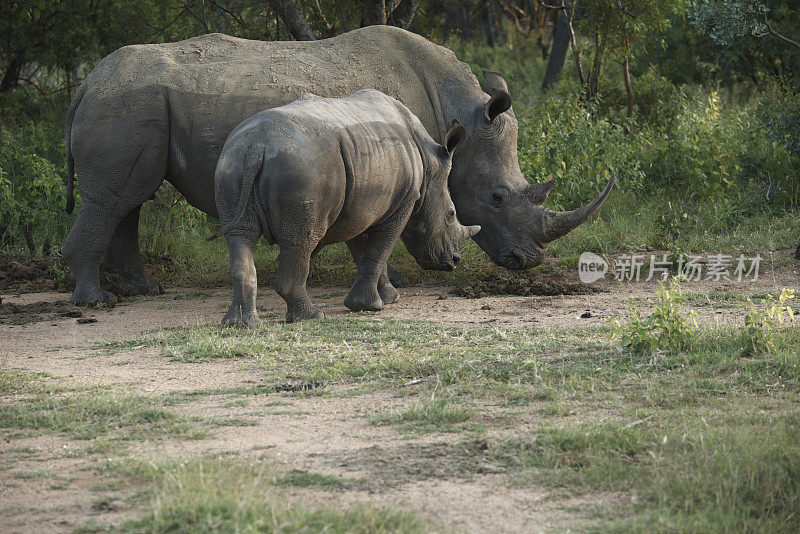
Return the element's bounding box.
[757,79,800,159]
[517,77,644,207]
[648,2,799,88]
[742,288,796,355]
[645,91,740,198]
[612,278,699,353]
[690,0,770,46]
[0,124,71,252]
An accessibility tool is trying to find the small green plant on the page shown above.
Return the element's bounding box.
[611,278,698,353]
[742,289,796,355]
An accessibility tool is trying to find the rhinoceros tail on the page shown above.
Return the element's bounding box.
[64,82,87,214]
[207,146,265,241]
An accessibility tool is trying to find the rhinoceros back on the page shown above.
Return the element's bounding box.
[68,27,480,216]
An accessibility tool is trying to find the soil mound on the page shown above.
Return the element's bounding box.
[0,252,174,296]
[0,300,82,325]
[453,268,602,298]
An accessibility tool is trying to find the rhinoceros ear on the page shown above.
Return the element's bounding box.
[485,91,512,123]
[482,71,512,123]
[482,70,510,96]
[443,118,466,156]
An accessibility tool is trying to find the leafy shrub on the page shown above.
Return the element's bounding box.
[643,91,741,199]
[0,126,71,253]
[611,278,698,353]
[742,289,796,355]
[517,77,646,208]
[631,66,688,131]
[758,80,800,159]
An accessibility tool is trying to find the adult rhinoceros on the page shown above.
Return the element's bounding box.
[62,25,613,305]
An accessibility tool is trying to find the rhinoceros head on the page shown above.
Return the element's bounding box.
[402,119,480,271]
[447,71,615,270]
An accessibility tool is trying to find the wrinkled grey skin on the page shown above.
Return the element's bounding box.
[216,90,479,325]
[62,26,613,305]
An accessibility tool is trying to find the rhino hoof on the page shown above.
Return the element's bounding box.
[222,309,260,328]
[71,287,118,307]
[286,307,325,323]
[344,296,384,313]
[378,284,399,305]
[121,277,164,296]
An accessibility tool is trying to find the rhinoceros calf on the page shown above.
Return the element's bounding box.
[215,90,479,325]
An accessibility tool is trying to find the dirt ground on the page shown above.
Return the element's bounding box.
[1,253,797,533]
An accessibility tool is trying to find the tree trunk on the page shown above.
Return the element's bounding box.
[541,6,570,91]
[390,0,420,29]
[586,19,607,101]
[622,33,634,117]
[268,0,315,41]
[362,0,387,26]
[0,53,24,93]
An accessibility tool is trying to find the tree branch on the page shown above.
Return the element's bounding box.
[617,0,635,19]
[268,0,315,40]
[539,1,567,10]
[390,0,421,29]
[209,0,248,30]
[763,20,800,50]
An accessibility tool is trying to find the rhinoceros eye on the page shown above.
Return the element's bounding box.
[490,188,508,207]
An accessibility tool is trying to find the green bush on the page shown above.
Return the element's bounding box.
[611,278,699,353]
[742,289,796,356]
[517,77,646,208]
[758,80,800,159]
[0,126,71,253]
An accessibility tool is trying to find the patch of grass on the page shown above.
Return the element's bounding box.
[0,372,209,442]
[91,457,424,533]
[0,369,63,395]
[90,480,126,492]
[206,416,258,427]
[96,319,602,386]
[13,469,53,480]
[496,411,800,532]
[684,290,754,308]
[98,313,800,408]
[370,398,474,434]
[277,469,346,489]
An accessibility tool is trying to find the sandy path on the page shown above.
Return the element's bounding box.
[1,260,798,532]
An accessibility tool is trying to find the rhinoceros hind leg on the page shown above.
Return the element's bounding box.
[224,232,262,327]
[275,245,324,323]
[103,207,164,297]
[63,199,128,307]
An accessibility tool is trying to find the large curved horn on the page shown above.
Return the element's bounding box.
[541,174,615,243]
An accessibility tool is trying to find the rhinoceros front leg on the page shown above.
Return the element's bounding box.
[275,244,325,323]
[345,209,410,313]
[346,235,399,305]
[223,231,261,328]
